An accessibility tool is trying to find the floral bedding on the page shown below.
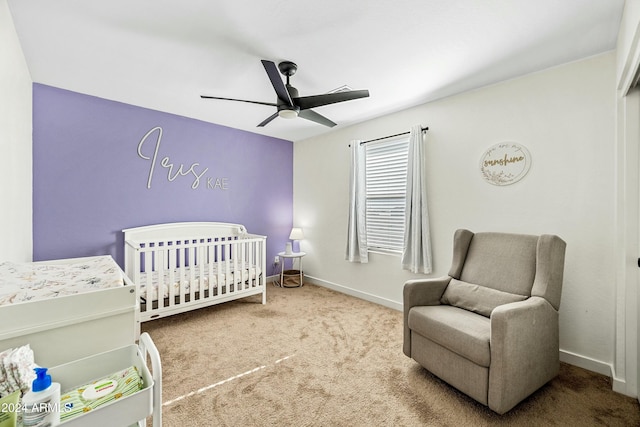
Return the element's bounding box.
[139,264,262,301]
[0,256,124,306]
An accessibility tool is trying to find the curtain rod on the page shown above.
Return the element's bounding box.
[358,126,429,145]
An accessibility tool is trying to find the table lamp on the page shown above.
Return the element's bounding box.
[286,227,304,254]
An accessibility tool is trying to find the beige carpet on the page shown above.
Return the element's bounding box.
[141,283,640,426]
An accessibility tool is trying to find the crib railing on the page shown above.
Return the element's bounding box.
[124,224,266,323]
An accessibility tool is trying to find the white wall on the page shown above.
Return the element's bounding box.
[614,0,640,398]
[0,0,32,262]
[294,52,616,376]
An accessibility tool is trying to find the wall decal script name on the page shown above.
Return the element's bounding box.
[137,126,228,190]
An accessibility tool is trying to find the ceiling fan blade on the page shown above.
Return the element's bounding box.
[294,90,370,110]
[257,111,279,127]
[200,95,277,107]
[261,60,294,106]
[298,109,337,127]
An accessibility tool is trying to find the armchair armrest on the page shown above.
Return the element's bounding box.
[403,276,451,357]
[488,296,560,414]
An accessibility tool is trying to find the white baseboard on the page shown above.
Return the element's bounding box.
[559,349,612,377]
[612,377,629,395]
[305,274,625,385]
[610,364,638,398]
[304,275,402,311]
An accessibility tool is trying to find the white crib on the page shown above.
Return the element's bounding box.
[124,222,267,325]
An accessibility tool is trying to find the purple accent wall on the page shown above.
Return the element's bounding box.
[32,84,292,276]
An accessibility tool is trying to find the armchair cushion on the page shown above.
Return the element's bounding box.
[408,305,491,366]
[459,232,538,294]
[440,278,528,317]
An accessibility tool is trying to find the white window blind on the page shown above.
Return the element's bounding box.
[364,136,409,253]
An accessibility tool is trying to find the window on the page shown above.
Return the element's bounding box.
[364,135,409,253]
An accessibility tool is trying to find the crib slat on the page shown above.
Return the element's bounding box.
[234,239,240,290]
[207,242,214,298]
[241,239,245,289]
[168,245,176,310]
[225,240,232,295]
[242,240,248,288]
[249,240,254,285]
[187,244,193,303]
[154,247,163,310]
[178,244,186,305]
[197,242,204,300]
[232,239,238,291]
[143,249,153,313]
[252,240,256,286]
[216,242,222,296]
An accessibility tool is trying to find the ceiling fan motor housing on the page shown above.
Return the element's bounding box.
[277,83,300,118]
[284,84,299,99]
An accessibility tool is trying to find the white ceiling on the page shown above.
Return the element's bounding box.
[8,0,624,142]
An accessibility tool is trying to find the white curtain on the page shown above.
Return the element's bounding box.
[401,125,432,274]
[345,140,368,263]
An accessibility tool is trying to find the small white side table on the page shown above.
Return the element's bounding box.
[277,251,306,288]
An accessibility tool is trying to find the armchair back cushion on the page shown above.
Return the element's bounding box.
[441,230,560,316]
[447,230,566,309]
[457,231,538,293]
[440,278,528,317]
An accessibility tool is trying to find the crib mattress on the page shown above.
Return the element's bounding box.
[139,264,262,301]
[0,256,124,306]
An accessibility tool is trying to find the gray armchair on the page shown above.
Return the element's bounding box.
[403,229,566,414]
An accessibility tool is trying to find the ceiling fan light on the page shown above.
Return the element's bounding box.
[278,109,298,119]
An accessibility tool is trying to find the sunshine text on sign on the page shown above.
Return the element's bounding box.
[483,154,525,168]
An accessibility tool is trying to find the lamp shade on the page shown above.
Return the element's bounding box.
[289,227,304,240]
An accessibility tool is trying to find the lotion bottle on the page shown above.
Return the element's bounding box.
[21,367,61,427]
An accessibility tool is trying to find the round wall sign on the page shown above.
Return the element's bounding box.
[480,142,531,186]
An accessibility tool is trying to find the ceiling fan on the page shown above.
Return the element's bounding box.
[201,60,370,128]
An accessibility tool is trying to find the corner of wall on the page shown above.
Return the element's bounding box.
[0,0,33,262]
